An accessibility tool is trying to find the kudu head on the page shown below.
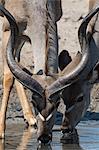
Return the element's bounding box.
[0,4,99,144]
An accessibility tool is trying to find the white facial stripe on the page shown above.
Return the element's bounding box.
[38,113,45,121]
[38,112,53,122]
[46,113,53,121]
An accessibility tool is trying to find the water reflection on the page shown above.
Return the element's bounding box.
[0,121,99,150]
[61,144,84,150]
[37,144,84,150]
[37,144,52,150]
[17,127,36,150]
[0,125,83,150]
[0,139,4,150]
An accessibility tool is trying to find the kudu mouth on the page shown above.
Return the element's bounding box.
[38,133,52,144]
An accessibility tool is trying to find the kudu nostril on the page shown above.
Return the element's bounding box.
[38,134,52,144]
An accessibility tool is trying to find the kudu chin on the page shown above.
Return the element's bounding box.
[0,1,99,144]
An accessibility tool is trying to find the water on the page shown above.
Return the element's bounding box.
[0,120,99,150]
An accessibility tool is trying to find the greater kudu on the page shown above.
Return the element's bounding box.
[0,0,62,139]
[1,2,99,144]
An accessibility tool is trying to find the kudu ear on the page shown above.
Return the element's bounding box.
[58,50,72,71]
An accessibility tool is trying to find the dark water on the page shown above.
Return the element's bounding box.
[0,121,99,150]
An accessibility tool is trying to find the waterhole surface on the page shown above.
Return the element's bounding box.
[0,120,99,150]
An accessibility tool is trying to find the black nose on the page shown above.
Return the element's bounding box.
[38,134,52,144]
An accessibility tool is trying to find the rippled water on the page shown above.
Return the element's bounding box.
[0,120,99,150]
